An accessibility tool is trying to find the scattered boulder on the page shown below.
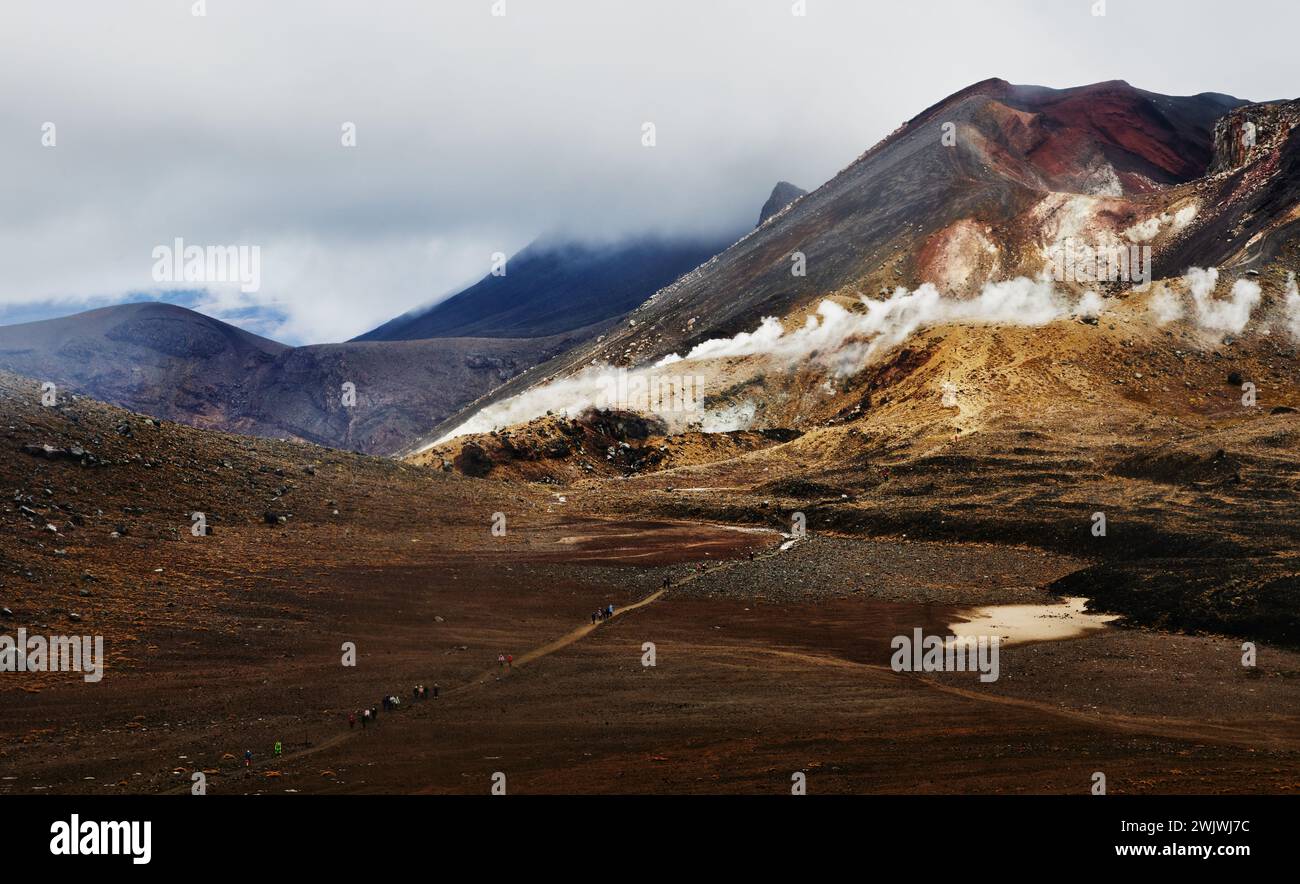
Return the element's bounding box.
[23,443,70,460]
[454,443,495,478]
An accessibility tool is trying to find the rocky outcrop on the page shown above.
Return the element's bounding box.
[757,181,807,227]
[1209,101,1299,174]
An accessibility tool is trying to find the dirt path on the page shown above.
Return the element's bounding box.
[167,546,765,794]
[726,645,1300,751]
[503,588,666,671]
[917,672,1300,750]
[458,544,755,686]
[169,530,1295,795]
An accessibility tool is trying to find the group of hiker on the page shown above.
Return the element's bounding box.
[233,567,717,783]
[240,585,662,772]
[333,601,636,739]
[234,569,710,778]
[347,683,440,730]
[354,704,381,729]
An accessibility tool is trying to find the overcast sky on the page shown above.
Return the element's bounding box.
[2,0,1296,344]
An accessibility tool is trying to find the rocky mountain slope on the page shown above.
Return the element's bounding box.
[410,80,1300,644]
[418,80,1260,442]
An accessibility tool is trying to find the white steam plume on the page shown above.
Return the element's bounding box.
[429,364,684,445]
[1149,267,1261,336]
[1123,204,1198,243]
[1285,272,1300,341]
[433,277,1101,444]
[662,276,1098,377]
[1073,289,1105,320]
[1148,285,1185,324]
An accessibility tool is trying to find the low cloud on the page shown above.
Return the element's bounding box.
[7,1,1294,344]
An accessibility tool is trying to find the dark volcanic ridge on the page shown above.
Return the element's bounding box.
[0,302,594,455]
[353,233,738,342]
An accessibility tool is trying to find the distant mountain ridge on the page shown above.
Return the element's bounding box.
[353,233,739,342]
[0,207,773,451]
[0,302,595,454]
